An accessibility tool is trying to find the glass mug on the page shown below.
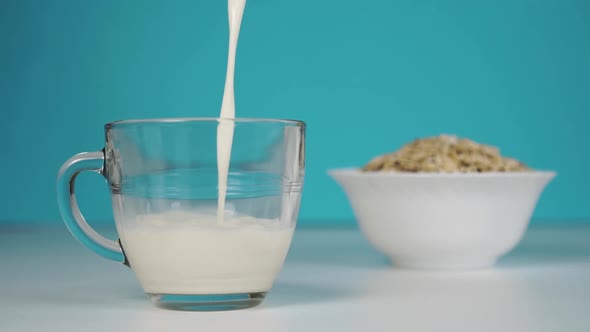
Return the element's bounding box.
[56,118,305,311]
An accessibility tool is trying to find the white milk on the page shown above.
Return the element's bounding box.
[115,0,294,296]
[217,0,247,223]
[119,211,294,294]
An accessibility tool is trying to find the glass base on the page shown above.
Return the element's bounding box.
[148,292,267,311]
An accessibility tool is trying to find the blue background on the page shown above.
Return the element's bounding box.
[1,0,589,227]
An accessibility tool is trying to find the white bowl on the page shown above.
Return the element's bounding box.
[329,169,556,270]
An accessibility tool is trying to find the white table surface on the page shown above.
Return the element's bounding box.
[1,225,589,332]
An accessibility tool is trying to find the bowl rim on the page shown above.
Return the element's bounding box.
[328,167,557,179]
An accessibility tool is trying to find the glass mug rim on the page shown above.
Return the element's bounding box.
[105,117,306,130]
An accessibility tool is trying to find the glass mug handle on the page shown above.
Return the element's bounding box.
[56,150,125,263]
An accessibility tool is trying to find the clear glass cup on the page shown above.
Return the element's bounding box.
[56,118,306,311]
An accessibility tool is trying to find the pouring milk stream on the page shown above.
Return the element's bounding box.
[217,0,246,224]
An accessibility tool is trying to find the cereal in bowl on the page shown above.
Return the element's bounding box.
[362,134,529,173]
